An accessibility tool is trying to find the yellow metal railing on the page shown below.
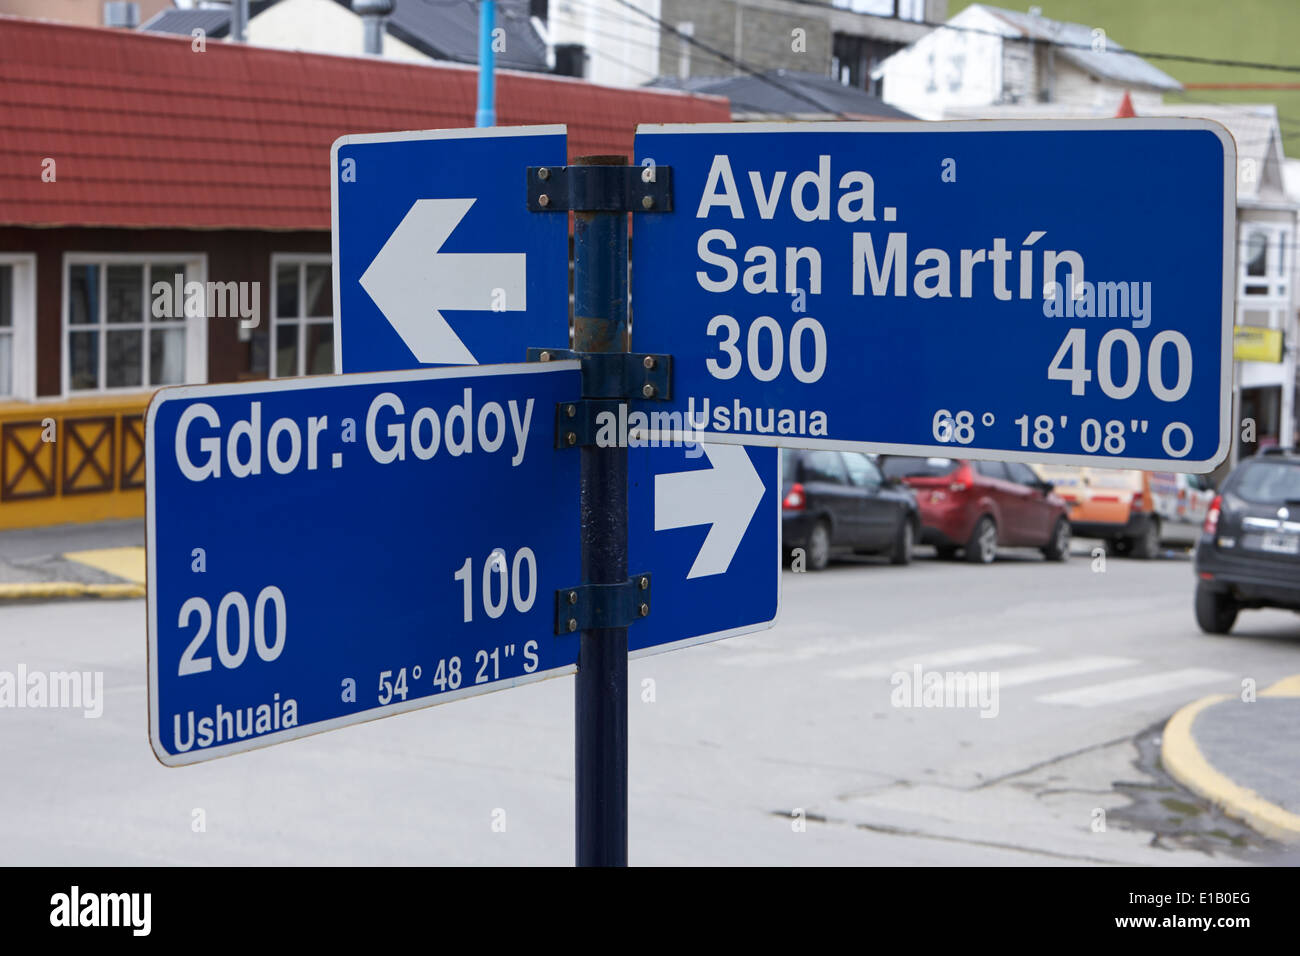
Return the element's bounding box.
[0,392,152,530]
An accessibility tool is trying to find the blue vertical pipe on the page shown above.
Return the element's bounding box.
[572,155,630,867]
[476,0,496,127]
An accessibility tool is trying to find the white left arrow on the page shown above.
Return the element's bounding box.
[655,444,765,579]
[359,197,526,365]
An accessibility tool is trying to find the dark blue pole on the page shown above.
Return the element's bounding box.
[572,155,629,867]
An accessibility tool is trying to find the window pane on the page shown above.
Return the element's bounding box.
[305,322,334,375]
[148,263,186,318]
[843,452,881,488]
[305,264,331,318]
[70,330,99,390]
[276,264,299,318]
[0,333,11,396]
[150,328,186,386]
[106,329,143,388]
[974,460,1009,480]
[275,322,298,377]
[106,265,143,324]
[803,450,847,483]
[148,262,186,290]
[1245,232,1267,277]
[0,265,11,328]
[70,264,99,325]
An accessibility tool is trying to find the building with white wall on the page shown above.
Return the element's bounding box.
[875,4,1181,120]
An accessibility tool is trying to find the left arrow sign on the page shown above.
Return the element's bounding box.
[360,198,527,365]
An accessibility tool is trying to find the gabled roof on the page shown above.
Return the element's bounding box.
[141,0,549,73]
[1139,103,1291,204]
[969,4,1182,92]
[138,8,234,39]
[647,70,914,121]
[0,16,728,231]
[379,0,548,73]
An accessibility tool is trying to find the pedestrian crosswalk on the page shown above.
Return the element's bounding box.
[718,638,1233,710]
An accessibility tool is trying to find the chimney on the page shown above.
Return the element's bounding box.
[102,2,139,29]
[354,0,395,55]
[230,0,249,42]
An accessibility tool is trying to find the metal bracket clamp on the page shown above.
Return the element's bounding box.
[527,165,673,213]
[527,348,672,401]
[553,399,618,449]
[555,574,652,635]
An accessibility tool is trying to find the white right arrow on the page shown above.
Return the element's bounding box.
[655,444,765,579]
[360,197,527,365]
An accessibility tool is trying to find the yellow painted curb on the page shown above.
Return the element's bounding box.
[1162,676,1300,843]
[63,546,146,585]
[0,581,144,600]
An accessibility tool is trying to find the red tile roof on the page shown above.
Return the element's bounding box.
[0,16,729,230]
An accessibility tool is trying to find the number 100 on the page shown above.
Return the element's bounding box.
[454,548,537,623]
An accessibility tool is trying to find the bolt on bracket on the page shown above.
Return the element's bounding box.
[554,574,652,635]
[528,347,672,401]
[527,165,674,213]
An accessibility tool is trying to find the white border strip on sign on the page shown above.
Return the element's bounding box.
[329,125,567,375]
[145,360,581,767]
[634,118,1237,474]
[629,445,782,662]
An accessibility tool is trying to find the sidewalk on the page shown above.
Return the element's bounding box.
[0,519,145,599]
[1163,674,1300,842]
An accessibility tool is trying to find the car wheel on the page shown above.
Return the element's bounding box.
[1041,518,1071,562]
[964,516,997,564]
[807,520,831,571]
[1194,583,1237,635]
[1131,519,1160,560]
[890,519,915,566]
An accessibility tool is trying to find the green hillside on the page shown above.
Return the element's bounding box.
[950,1,1300,154]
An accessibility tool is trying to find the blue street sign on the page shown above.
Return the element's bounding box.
[331,126,568,372]
[629,442,780,657]
[147,362,582,766]
[631,120,1235,472]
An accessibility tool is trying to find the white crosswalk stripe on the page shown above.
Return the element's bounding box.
[832,642,1037,680]
[1035,668,1232,707]
[995,656,1137,688]
[729,634,1235,711]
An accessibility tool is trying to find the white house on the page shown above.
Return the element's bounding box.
[874,4,1182,120]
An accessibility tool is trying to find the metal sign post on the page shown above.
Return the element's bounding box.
[526,154,676,866]
[572,155,630,867]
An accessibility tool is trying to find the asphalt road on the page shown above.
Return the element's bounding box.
[1,540,1297,865]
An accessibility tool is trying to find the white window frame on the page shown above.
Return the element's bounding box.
[0,253,37,402]
[1239,224,1291,310]
[61,253,208,396]
[270,253,334,379]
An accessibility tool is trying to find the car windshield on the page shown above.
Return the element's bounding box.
[1088,469,1143,490]
[1230,459,1300,504]
[880,456,957,478]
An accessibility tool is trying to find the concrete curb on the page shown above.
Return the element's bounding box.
[1162,675,1300,843]
[0,581,144,600]
[0,546,145,601]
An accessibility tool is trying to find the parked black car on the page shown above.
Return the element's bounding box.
[1194,448,1300,634]
[781,449,920,570]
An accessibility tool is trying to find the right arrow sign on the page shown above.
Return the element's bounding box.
[654,443,765,579]
[631,443,781,657]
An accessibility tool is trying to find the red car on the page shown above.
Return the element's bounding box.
[878,457,1071,564]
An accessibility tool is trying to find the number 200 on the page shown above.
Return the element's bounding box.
[177,586,287,676]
